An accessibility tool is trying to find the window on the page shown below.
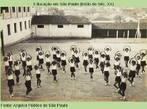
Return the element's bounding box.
[20,22,22,31]
[37,25,44,28]
[18,7,21,12]
[1,7,9,13]
[58,25,63,28]
[77,25,84,28]
[23,7,26,12]
[28,20,30,28]
[12,7,15,12]
[24,21,27,29]
[14,23,17,33]
[7,24,11,35]
[27,7,30,12]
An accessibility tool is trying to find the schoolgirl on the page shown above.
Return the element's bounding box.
[94,50,99,69]
[82,51,89,73]
[6,67,15,98]
[114,66,122,92]
[104,61,111,85]
[14,60,21,85]
[45,51,51,74]
[99,51,106,75]
[140,49,147,74]
[51,46,58,61]
[25,68,32,98]
[74,48,80,69]
[68,57,76,80]
[34,65,41,88]
[114,51,122,70]
[26,54,33,71]
[89,59,94,81]
[135,53,141,77]
[56,48,61,69]
[7,51,13,68]
[4,56,9,76]
[123,45,131,67]
[19,49,27,76]
[118,70,127,101]
[36,46,42,64]
[70,45,76,60]
[60,51,67,74]
[88,46,94,60]
[104,45,112,62]
[38,50,44,70]
[51,61,58,82]
[128,58,137,87]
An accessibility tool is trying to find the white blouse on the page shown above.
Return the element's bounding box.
[9,55,13,61]
[36,69,40,74]
[39,55,43,59]
[124,51,129,56]
[141,56,146,61]
[89,51,93,55]
[105,51,110,55]
[94,54,99,58]
[27,61,32,66]
[8,75,13,80]
[104,66,110,71]
[26,75,31,81]
[101,58,105,62]
[116,70,121,76]
[89,64,94,68]
[52,65,57,70]
[114,61,120,65]
[61,56,66,60]
[4,61,9,66]
[70,62,75,67]
[75,53,79,57]
[130,65,136,71]
[122,78,127,83]
[56,54,60,58]
[21,56,26,61]
[14,65,19,70]
[83,56,88,60]
[46,57,50,62]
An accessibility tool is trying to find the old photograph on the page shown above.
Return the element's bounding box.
[1,7,147,101]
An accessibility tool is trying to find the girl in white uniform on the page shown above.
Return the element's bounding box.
[45,51,51,74]
[7,51,13,68]
[82,52,89,73]
[51,46,57,61]
[25,68,32,97]
[34,65,41,88]
[74,49,80,69]
[56,50,61,69]
[4,56,9,76]
[104,62,111,85]
[94,50,99,69]
[14,60,21,85]
[100,51,106,75]
[51,61,58,82]
[140,49,147,74]
[89,59,94,81]
[38,50,44,70]
[128,58,137,86]
[123,45,131,68]
[36,46,42,64]
[88,46,94,60]
[61,51,67,74]
[20,51,27,76]
[104,45,112,62]
[135,53,141,77]
[26,54,32,71]
[69,58,76,80]
[6,67,15,98]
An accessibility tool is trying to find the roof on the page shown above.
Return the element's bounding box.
[92,23,147,30]
[31,15,91,24]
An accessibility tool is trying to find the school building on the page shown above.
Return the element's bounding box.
[31,15,92,38]
[1,7,36,47]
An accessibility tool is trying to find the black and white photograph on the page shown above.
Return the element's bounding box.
[1,7,147,101]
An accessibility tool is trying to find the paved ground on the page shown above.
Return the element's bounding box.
[1,38,147,102]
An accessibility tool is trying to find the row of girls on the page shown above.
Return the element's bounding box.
[3,45,147,100]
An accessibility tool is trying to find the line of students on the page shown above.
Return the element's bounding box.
[3,45,147,100]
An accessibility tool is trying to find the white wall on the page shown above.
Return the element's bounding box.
[1,16,32,45]
[32,24,92,38]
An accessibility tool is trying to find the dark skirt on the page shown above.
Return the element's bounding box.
[120,82,126,91]
[75,57,80,63]
[70,67,75,72]
[129,70,136,78]
[114,65,120,70]
[56,57,61,62]
[83,60,88,66]
[136,64,140,70]
[39,59,44,64]
[100,62,105,68]
[46,62,51,67]
[104,71,109,77]
[5,66,9,72]
[124,56,129,61]
[36,74,41,79]
[115,76,121,83]
[89,68,94,73]
[94,58,99,64]
[22,61,26,67]
[27,65,32,71]
[141,61,146,66]
[53,54,57,60]
[25,81,31,88]
[61,60,67,66]
[9,61,13,66]
[106,55,110,61]
[8,79,14,87]
[88,55,93,59]
[37,55,39,60]
[52,69,57,75]
[15,70,20,76]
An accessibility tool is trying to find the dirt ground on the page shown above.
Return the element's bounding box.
[1,38,147,102]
